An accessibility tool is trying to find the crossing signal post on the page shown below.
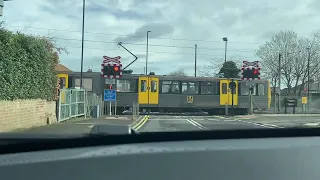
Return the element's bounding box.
[102,56,122,116]
[241,61,261,115]
[229,79,236,116]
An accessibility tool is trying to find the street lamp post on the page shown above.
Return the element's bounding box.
[146,31,151,75]
[80,0,85,88]
[0,0,11,17]
[222,37,228,63]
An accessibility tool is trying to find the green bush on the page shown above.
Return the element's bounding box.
[0,28,58,100]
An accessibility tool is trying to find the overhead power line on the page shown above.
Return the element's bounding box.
[5,24,263,45]
[65,46,257,59]
[51,37,256,53]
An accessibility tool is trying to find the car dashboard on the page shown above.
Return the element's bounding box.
[0,133,320,180]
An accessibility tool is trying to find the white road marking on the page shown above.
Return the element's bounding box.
[149,115,283,129]
[235,119,283,128]
[187,119,207,130]
[88,125,94,128]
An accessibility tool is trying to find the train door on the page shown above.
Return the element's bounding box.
[220,79,238,106]
[138,76,149,104]
[229,80,238,106]
[138,76,159,105]
[148,77,159,104]
[220,80,229,105]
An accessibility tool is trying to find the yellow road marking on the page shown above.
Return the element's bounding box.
[132,115,150,130]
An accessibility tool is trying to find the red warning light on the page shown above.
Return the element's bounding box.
[254,70,258,74]
[114,66,119,71]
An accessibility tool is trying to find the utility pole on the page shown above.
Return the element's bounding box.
[194,44,197,77]
[278,53,281,112]
[80,0,85,88]
[146,31,151,75]
[274,79,277,114]
[307,48,311,111]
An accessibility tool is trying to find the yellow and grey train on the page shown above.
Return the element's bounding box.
[58,72,271,115]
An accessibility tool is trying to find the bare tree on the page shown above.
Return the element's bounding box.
[256,30,300,94]
[256,30,320,96]
[169,68,187,76]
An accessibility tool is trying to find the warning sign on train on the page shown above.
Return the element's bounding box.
[187,96,193,103]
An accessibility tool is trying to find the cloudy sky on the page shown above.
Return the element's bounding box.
[1,0,319,75]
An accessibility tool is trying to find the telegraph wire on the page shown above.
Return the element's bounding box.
[5,25,263,45]
[47,37,256,53]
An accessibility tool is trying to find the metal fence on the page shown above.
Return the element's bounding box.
[85,92,103,118]
[58,88,86,122]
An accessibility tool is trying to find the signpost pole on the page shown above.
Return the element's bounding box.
[109,84,112,116]
[115,100,117,116]
[102,55,121,117]
[231,79,234,116]
[109,101,112,116]
[249,87,253,115]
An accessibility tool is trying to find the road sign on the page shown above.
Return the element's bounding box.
[302,96,307,104]
[284,98,297,107]
[105,78,116,85]
[187,96,193,103]
[104,89,116,101]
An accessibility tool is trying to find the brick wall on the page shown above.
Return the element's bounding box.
[0,99,57,132]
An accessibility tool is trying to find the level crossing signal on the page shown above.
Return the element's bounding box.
[101,56,123,78]
[103,65,121,77]
[241,61,261,80]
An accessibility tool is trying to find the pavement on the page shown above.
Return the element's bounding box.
[233,114,320,128]
[15,116,138,135]
[11,114,320,135]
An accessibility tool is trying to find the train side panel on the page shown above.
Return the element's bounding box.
[158,94,221,108]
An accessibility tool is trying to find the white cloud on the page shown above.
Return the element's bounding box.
[1,0,320,75]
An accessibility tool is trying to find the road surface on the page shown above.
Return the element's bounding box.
[12,114,320,135]
[137,115,270,132]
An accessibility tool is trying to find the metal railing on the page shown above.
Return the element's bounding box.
[58,88,86,122]
[132,102,139,120]
[85,92,103,118]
